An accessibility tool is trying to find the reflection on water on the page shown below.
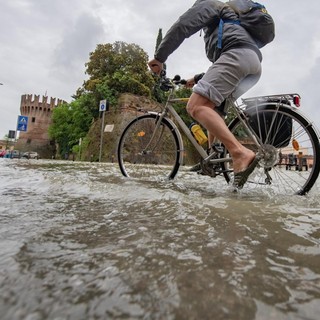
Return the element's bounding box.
[0,159,320,320]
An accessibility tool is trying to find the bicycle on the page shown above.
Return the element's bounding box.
[117,72,320,195]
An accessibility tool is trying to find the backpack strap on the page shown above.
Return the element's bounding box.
[217,19,240,49]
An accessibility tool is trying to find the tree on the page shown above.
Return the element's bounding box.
[49,41,157,158]
[83,41,154,106]
[154,28,166,71]
[48,96,93,158]
[172,86,194,126]
[155,28,163,52]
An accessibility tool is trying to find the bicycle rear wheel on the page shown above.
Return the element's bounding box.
[117,114,182,180]
[222,104,320,195]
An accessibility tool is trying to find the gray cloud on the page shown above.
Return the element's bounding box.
[1,0,320,138]
[52,13,105,72]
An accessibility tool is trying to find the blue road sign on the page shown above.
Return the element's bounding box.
[17,123,27,131]
[99,100,107,112]
[17,115,28,131]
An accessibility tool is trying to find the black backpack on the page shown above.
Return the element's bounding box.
[222,0,275,48]
[245,100,292,148]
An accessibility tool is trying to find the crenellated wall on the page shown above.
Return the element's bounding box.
[16,94,66,157]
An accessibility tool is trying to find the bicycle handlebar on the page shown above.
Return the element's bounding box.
[158,71,187,91]
[172,74,187,85]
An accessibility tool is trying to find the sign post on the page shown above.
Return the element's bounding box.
[79,137,82,160]
[99,100,108,162]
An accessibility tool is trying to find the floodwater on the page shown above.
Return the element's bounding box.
[0,158,320,320]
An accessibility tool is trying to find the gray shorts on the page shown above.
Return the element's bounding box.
[193,48,262,106]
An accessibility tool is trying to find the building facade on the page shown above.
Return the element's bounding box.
[15,94,66,158]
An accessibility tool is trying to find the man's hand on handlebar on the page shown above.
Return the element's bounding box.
[186,73,205,88]
[148,57,195,90]
[186,78,195,88]
[148,58,163,75]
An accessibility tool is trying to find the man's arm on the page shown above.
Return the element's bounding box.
[154,0,224,63]
[186,72,205,88]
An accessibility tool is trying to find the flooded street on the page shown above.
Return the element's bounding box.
[1,159,320,320]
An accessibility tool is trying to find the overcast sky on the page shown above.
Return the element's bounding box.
[1,0,320,139]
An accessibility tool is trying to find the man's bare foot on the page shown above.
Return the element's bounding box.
[233,152,260,189]
[232,149,256,173]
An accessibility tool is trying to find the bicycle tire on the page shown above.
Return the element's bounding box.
[222,103,320,195]
[117,113,182,180]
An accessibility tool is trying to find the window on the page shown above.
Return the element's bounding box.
[32,117,36,123]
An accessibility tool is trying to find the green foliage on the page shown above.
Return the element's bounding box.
[71,136,89,160]
[106,70,152,97]
[83,41,155,107]
[225,104,236,126]
[152,75,167,103]
[172,86,194,127]
[48,97,93,157]
[49,41,158,158]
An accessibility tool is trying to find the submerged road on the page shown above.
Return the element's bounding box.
[0,159,320,319]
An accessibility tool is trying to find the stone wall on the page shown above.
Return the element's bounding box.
[83,93,199,165]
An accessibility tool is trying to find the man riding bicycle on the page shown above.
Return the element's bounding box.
[149,0,273,188]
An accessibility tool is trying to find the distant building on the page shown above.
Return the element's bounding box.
[280,146,314,170]
[15,94,66,158]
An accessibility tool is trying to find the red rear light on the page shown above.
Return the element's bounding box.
[293,95,300,107]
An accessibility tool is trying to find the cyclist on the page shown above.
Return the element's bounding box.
[148,0,266,189]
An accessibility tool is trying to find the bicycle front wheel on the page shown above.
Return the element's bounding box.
[222,104,320,195]
[117,114,182,180]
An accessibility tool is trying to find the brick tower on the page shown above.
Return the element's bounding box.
[16,94,66,158]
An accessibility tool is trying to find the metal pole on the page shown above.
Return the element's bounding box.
[99,111,105,162]
[79,138,82,161]
[14,117,19,153]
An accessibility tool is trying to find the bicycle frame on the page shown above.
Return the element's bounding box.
[143,90,207,166]
[147,87,254,167]
[151,83,309,170]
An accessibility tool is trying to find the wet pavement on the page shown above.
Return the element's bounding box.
[0,159,320,320]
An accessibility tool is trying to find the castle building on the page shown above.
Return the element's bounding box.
[15,94,66,158]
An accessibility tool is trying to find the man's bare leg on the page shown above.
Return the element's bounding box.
[208,132,215,148]
[187,93,255,173]
[207,112,224,149]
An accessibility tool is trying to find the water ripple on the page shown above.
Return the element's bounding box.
[0,159,320,319]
